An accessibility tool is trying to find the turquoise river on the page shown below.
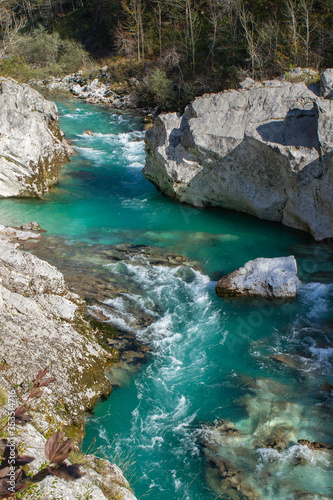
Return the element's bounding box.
[0,101,332,500]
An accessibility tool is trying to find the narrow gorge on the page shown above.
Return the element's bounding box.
[0,77,332,500]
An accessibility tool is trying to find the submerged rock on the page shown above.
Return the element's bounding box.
[201,372,333,499]
[320,382,333,393]
[270,352,315,371]
[17,234,201,369]
[144,79,333,240]
[215,256,297,298]
[298,439,333,450]
[0,78,71,197]
[204,449,263,500]
[20,221,43,231]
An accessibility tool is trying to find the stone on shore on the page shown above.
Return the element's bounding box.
[215,256,297,298]
[0,229,113,438]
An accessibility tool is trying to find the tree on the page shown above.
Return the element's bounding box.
[0,1,26,59]
[300,0,313,67]
[284,0,299,65]
[238,6,258,78]
[122,0,145,60]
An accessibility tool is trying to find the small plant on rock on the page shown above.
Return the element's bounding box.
[0,368,85,498]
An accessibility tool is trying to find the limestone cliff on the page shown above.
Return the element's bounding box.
[143,78,333,241]
[0,78,71,198]
[0,226,137,500]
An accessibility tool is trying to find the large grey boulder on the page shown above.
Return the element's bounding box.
[0,77,70,197]
[144,80,333,241]
[321,69,333,99]
[215,256,297,298]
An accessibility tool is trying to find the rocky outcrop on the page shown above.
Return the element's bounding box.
[0,225,114,438]
[17,424,136,500]
[143,78,333,241]
[201,374,333,500]
[0,225,138,499]
[215,256,297,298]
[0,77,71,198]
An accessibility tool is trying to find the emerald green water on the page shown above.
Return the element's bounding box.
[0,100,332,499]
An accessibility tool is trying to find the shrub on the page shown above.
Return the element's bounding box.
[15,28,60,67]
[57,39,89,74]
[148,68,172,106]
[3,27,90,78]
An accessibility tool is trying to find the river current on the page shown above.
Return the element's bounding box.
[0,100,332,500]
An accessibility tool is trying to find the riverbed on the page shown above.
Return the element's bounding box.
[0,100,331,500]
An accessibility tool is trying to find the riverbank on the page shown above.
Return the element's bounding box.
[0,224,137,500]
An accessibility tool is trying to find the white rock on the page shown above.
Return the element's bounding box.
[144,80,333,241]
[0,232,111,436]
[0,78,71,197]
[215,256,297,298]
[71,83,83,95]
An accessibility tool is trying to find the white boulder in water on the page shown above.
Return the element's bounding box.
[215,256,297,298]
[143,79,333,241]
[0,77,71,197]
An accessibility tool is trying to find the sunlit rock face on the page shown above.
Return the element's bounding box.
[0,225,112,438]
[0,77,71,197]
[215,256,297,298]
[144,79,333,241]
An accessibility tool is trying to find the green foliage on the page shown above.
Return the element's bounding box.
[0,56,44,82]
[16,28,60,66]
[75,488,93,500]
[57,38,90,74]
[148,68,172,106]
[0,0,332,109]
[2,27,90,78]
[0,369,84,499]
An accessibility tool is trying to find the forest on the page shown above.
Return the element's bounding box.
[0,0,333,103]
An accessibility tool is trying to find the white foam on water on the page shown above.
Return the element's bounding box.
[88,304,134,331]
[99,258,223,477]
[74,146,107,163]
[76,132,118,141]
[122,293,157,317]
[309,346,333,363]
[257,444,331,468]
[104,296,128,312]
[298,281,333,320]
[62,110,96,119]
[117,132,145,167]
